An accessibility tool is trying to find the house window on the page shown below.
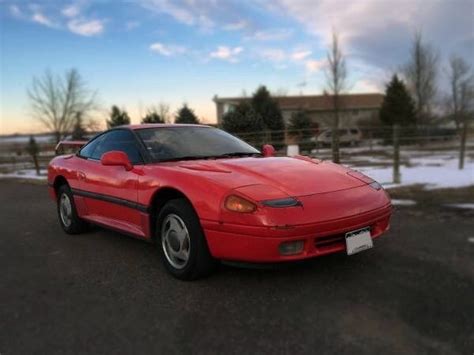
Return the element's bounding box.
[223,103,236,113]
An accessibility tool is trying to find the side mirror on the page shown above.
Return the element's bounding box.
[262,144,275,157]
[101,151,133,171]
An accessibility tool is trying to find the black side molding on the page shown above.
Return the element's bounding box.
[71,188,149,213]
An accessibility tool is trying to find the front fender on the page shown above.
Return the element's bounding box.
[138,166,230,221]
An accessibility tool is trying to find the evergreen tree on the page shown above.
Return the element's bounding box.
[222,102,265,146]
[107,106,130,128]
[288,110,314,152]
[380,75,416,141]
[251,86,285,147]
[142,110,164,124]
[380,75,416,126]
[175,104,199,124]
[26,136,40,175]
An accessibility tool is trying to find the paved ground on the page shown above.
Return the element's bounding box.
[1,179,473,355]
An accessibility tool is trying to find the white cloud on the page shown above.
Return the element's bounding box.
[149,42,186,56]
[248,28,293,41]
[275,0,474,70]
[31,12,56,28]
[9,5,22,18]
[140,0,222,32]
[197,14,214,32]
[351,79,381,93]
[259,48,286,62]
[223,20,247,31]
[8,2,106,37]
[140,0,195,25]
[62,4,81,18]
[291,50,312,61]
[210,46,243,62]
[67,18,104,36]
[305,59,325,73]
[275,0,419,46]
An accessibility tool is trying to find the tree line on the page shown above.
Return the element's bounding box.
[106,103,199,129]
[27,68,201,142]
[27,30,472,169]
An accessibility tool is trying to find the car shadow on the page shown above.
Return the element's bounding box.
[82,223,387,285]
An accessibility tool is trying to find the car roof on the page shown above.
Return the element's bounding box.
[125,123,211,130]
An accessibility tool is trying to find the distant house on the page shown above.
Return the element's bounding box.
[213,93,384,129]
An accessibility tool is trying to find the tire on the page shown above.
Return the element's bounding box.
[56,184,87,234]
[156,198,216,280]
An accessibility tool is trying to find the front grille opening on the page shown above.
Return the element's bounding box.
[314,234,345,250]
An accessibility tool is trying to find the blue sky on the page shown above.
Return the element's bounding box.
[1,0,473,134]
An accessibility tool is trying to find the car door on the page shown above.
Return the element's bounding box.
[76,129,146,237]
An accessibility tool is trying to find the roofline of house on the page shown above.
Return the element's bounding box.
[213,92,384,103]
[281,106,382,111]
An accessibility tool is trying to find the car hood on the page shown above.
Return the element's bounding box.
[174,157,367,199]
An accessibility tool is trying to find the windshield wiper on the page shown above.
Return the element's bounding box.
[213,152,261,158]
[158,152,260,162]
[158,155,212,162]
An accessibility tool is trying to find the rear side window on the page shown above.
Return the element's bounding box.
[91,130,143,163]
[350,129,359,134]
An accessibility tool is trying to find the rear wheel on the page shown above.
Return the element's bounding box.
[57,184,87,234]
[156,198,216,280]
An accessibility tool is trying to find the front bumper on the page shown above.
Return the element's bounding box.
[202,204,392,263]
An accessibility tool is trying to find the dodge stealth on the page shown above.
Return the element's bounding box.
[48,124,392,280]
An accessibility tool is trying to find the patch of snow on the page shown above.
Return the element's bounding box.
[343,155,392,164]
[444,203,474,210]
[357,158,474,190]
[0,169,47,181]
[0,134,55,144]
[312,145,389,155]
[391,199,417,206]
[408,155,459,167]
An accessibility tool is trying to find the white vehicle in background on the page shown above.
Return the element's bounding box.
[315,128,363,147]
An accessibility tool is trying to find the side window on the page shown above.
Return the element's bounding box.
[91,130,143,164]
[78,135,105,159]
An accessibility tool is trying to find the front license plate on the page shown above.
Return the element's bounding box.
[345,227,373,255]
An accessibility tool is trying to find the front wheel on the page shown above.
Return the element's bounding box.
[156,198,216,280]
[56,184,87,234]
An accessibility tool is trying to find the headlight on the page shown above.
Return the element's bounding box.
[347,170,373,184]
[262,197,301,208]
[369,181,382,190]
[225,195,256,213]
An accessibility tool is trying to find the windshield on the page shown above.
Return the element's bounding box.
[136,126,260,162]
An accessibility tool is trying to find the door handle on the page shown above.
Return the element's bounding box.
[77,172,86,181]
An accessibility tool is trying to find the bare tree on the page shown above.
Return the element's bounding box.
[446,55,474,169]
[85,118,102,133]
[28,69,97,143]
[403,31,439,124]
[142,102,172,124]
[325,31,347,163]
[157,102,171,123]
[446,56,472,128]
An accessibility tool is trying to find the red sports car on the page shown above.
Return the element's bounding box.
[48,124,392,280]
